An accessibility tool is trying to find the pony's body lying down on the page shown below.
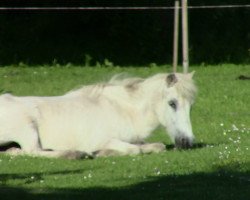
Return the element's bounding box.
[0,73,197,159]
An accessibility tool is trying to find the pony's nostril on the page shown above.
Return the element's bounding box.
[175,137,193,149]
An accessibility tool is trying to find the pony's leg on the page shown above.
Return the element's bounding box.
[140,142,166,154]
[4,126,91,159]
[27,150,92,159]
[3,123,42,156]
[6,148,92,159]
[95,139,141,157]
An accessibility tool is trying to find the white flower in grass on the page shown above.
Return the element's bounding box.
[154,167,161,175]
[232,124,239,131]
[219,155,223,159]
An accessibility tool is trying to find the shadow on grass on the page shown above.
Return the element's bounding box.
[0,163,249,200]
[0,169,86,185]
[165,142,214,150]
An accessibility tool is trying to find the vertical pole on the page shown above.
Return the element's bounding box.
[181,0,189,73]
[173,0,180,73]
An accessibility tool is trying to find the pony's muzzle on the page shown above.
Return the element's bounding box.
[174,136,194,149]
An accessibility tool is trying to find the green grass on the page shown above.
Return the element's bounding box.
[0,64,249,200]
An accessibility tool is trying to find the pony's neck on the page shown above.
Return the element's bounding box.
[68,75,165,140]
[98,79,162,140]
[119,75,165,139]
[136,75,166,131]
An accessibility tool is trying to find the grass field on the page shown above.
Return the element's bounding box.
[0,64,249,200]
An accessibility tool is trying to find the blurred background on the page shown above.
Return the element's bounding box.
[0,0,249,66]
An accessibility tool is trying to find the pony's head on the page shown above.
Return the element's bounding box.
[155,72,197,149]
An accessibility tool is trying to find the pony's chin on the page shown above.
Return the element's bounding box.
[174,136,193,149]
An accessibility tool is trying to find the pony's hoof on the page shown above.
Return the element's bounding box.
[93,149,122,157]
[62,151,93,159]
[140,143,166,154]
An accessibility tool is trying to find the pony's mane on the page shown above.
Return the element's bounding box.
[67,73,197,103]
[108,73,144,90]
[66,74,144,97]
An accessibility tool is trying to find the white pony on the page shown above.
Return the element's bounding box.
[0,72,197,159]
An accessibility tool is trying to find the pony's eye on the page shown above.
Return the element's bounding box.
[168,100,177,110]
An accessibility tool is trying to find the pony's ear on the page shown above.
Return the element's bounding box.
[188,71,195,79]
[166,73,178,87]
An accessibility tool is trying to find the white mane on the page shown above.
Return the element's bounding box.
[66,73,197,104]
